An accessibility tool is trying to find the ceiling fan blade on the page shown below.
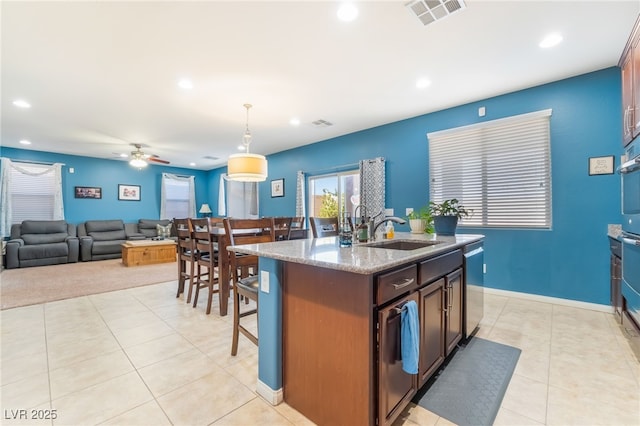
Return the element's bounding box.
[148,157,170,164]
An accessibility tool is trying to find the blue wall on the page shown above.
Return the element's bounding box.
[3,67,623,305]
[0,148,210,224]
[212,67,622,305]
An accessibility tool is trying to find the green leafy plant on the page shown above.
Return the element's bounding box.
[319,189,338,218]
[429,199,472,219]
[406,206,434,233]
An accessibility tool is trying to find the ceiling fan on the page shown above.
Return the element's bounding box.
[128,144,170,168]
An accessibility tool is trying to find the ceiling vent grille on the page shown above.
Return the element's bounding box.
[312,119,333,127]
[202,155,219,160]
[405,0,466,26]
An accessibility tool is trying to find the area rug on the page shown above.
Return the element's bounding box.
[0,259,178,310]
[412,337,521,426]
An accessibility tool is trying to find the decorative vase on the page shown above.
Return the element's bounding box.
[409,219,426,234]
[433,216,458,236]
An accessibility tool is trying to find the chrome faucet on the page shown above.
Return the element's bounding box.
[371,216,407,240]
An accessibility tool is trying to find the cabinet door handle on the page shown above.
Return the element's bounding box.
[391,278,415,290]
[448,282,453,309]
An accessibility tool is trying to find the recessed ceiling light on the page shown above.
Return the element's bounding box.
[539,33,563,48]
[237,145,246,151]
[19,139,31,145]
[13,99,31,108]
[337,3,358,22]
[119,153,128,158]
[178,79,193,89]
[189,162,196,166]
[290,118,301,126]
[416,78,432,89]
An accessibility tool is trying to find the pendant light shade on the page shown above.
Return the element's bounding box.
[227,103,268,182]
[228,153,268,182]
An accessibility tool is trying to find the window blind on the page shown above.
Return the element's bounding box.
[10,164,57,223]
[428,109,552,229]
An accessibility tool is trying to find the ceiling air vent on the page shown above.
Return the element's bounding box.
[202,155,219,160]
[406,0,466,27]
[312,119,333,128]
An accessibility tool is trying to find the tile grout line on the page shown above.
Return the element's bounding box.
[87,292,175,426]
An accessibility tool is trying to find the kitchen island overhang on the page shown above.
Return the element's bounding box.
[228,232,484,425]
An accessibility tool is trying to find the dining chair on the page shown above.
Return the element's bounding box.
[223,217,276,355]
[173,218,196,299]
[273,216,293,241]
[189,217,223,315]
[310,216,339,238]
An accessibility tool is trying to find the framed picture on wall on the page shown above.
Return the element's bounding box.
[588,155,615,175]
[271,178,284,198]
[75,186,102,199]
[118,184,141,201]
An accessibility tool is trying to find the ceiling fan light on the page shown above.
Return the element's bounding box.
[129,158,148,168]
[227,153,268,182]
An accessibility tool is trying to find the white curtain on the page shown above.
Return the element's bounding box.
[359,157,386,227]
[295,170,306,218]
[160,173,195,219]
[218,173,227,216]
[0,158,64,237]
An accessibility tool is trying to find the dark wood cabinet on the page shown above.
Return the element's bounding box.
[620,15,640,146]
[418,278,446,388]
[444,268,463,354]
[378,291,420,426]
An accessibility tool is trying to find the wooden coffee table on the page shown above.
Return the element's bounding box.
[121,239,177,267]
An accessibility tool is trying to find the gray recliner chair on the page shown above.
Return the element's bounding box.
[78,219,145,261]
[135,219,175,240]
[5,220,79,269]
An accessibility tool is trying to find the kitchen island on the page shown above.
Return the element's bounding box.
[228,232,484,426]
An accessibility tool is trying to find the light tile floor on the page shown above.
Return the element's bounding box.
[1,280,639,425]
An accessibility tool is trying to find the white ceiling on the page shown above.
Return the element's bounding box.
[2,1,639,170]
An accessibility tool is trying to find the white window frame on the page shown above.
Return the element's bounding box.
[160,173,195,219]
[428,109,552,229]
[0,158,64,236]
[308,169,360,219]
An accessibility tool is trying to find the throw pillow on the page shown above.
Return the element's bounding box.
[157,224,171,239]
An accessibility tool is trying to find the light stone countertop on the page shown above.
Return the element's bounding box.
[608,224,622,239]
[228,232,484,275]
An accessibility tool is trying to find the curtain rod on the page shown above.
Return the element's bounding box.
[304,162,359,175]
[4,158,66,166]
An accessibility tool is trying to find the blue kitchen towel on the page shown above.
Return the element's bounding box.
[401,300,419,374]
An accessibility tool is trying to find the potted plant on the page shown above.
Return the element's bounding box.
[406,206,434,234]
[429,199,472,235]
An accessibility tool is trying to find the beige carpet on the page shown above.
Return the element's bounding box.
[0,259,178,310]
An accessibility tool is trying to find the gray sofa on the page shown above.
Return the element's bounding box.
[78,219,145,261]
[6,220,79,269]
[135,219,175,239]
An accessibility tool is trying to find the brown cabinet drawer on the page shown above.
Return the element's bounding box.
[377,264,418,305]
[419,249,462,286]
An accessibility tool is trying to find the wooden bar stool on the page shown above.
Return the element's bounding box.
[223,217,275,355]
[173,218,196,299]
[189,217,222,315]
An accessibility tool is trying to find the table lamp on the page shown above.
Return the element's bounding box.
[199,203,212,217]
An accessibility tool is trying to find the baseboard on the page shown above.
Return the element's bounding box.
[483,287,613,313]
[256,379,283,406]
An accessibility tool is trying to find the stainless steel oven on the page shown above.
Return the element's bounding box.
[620,137,640,360]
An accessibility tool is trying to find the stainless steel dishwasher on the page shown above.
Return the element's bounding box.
[463,240,484,339]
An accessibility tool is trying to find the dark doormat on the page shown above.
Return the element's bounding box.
[412,337,521,426]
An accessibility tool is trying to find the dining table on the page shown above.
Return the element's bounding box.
[209,223,308,316]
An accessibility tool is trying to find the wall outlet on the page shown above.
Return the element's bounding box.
[385,208,394,216]
[260,270,269,293]
[406,208,414,216]
[69,167,75,174]
[478,106,486,117]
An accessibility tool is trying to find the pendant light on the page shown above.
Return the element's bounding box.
[227,103,268,182]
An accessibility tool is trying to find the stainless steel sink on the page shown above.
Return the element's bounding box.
[364,239,443,250]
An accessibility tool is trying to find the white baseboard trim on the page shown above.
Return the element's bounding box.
[483,287,613,313]
[256,379,283,406]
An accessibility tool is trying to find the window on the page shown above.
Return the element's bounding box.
[226,180,259,219]
[428,109,552,229]
[0,159,64,236]
[308,170,360,219]
[161,173,195,219]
